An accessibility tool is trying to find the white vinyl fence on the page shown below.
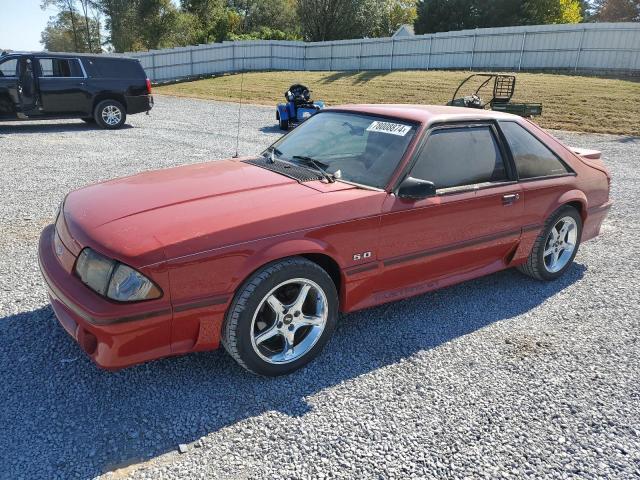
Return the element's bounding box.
[123,22,640,82]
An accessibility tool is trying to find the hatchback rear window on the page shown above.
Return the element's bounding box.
[500,121,570,179]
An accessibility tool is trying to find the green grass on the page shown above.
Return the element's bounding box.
[156,70,640,136]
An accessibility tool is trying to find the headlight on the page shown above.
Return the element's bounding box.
[74,248,161,302]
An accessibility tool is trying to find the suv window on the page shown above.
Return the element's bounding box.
[410,125,507,190]
[0,57,17,77]
[84,58,144,78]
[38,58,84,78]
[500,121,569,179]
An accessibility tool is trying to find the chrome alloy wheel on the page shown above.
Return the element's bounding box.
[543,216,578,273]
[101,105,122,126]
[250,278,328,364]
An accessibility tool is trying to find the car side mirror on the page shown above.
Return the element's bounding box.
[397,177,436,200]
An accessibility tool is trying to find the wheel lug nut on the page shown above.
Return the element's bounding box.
[294,311,301,317]
[277,322,283,328]
[288,325,294,331]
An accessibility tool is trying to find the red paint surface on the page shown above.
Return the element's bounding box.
[38,105,612,369]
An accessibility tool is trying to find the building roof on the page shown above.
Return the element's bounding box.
[393,24,415,38]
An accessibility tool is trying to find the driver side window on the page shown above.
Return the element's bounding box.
[0,58,18,77]
[410,125,508,191]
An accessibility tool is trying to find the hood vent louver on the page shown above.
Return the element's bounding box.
[243,157,324,183]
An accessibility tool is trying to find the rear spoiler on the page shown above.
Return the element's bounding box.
[570,146,610,179]
[570,147,601,160]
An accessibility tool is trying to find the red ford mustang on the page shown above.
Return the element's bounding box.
[38,105,612,376]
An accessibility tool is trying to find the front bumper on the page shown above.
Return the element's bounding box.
[38,225,172,370]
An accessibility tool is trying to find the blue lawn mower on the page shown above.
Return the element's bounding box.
[276,84,325,130]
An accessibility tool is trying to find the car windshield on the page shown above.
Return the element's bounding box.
[267,111,418,189]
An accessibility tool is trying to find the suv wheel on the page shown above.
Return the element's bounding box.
[517,205,582,281]
[222,257,338,376]
[94,100,126,129]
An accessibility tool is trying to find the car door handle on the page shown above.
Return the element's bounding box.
[502,193,520,205]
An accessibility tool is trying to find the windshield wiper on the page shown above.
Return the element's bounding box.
[291,155,335,183]
[263,147,283,163]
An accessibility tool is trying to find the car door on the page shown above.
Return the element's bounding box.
[17,56,38,113]
[0,55,19,117]
[376,122,524,300]
[36,57,91,115]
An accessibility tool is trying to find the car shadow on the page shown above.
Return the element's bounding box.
[616,136,639,144]
[258,125,286,134]
[0,264,586,478]
[0,122,134,134]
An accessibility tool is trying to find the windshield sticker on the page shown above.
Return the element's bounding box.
[366,121,412,136]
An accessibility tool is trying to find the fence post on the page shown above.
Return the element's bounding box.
[270,42,273,71]
[303,43,307,71]
[426,36,432,70]
[390,38,395,71]
[470,31,477,71]
[189,47,194,77]
[574,27,586,72]
[329,42,333,71]
[358,40,363,72]
[518,31,527,71]
[151,51,157,81]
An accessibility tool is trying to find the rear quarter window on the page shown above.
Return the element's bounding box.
[500,121,570,179]
[84,58,145,79]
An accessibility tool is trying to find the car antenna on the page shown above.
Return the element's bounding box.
[232,57,245,159]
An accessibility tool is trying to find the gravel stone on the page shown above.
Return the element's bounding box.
[0,96,638,479]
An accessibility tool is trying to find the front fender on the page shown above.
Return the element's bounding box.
[235,239,344,289]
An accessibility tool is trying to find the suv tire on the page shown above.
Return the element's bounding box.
[94,99,126,129]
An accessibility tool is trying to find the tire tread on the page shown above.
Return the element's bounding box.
[221,257,331,375]
[517,205,580,281]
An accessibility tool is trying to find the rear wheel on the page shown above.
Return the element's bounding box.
[517,205,582,281]
[222,257,338,376]
[94,99,126,129]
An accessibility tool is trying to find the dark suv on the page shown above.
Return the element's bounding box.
[0,52,153,129]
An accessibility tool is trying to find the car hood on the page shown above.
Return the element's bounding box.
[63,159,382,267]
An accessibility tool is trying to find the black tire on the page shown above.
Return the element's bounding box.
[222,257,338,376]
[517,205,582,281]
[279,118,289,130]
[94,99,126,129]
[81,117,95,124]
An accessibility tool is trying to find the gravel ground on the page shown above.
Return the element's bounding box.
[0,96,638,480]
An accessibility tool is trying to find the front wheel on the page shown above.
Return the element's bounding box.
[517,205,582,281]
[94,99,126,129]
[222,257,338,376]
[279,118,289,130]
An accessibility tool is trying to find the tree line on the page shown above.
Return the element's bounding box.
[39,0,639,53]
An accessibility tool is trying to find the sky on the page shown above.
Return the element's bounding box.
[0,0,57,51]
[0,0,183,52]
